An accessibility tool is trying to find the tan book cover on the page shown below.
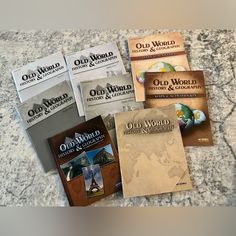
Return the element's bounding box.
[145,71,213,146]
[128,32,190,101]
[115,105,192,198]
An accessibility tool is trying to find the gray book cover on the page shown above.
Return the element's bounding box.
[17,81,85,172]
[65,42,126,116]
[80,74,143,145]
[12,52,70,102]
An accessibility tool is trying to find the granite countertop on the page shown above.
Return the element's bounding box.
[0,30,235,206]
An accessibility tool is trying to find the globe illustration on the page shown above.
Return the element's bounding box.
[148,62,175,72]
[136,70,146,84]
[136,62,175,84]
[175,103,194,131]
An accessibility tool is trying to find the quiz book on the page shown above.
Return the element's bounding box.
[65,42,126,116]
[17,81,85,172]
[115,105,192,198]
[127,32,190,101]
[48,116,121,206]
[12,52,69,102]
[80,74,143,145]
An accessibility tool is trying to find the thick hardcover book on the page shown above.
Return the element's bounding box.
[48,116,121,206]
[17,81,85,172]
[12,52,70,102]
[145,71,213,146]
[65,42,126,116]
[115,105,192,198]
[80,74,144,145]
[127,32,190,102]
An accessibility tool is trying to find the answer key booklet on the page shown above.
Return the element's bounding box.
[48,116,121,206]
[12,52,69,102]
[65,42,126,116]
[17,81,85,172]
[80,74,144,145]
[115,105,192,198]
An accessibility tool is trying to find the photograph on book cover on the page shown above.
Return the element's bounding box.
[82,164,105,198]
[60,144,115,182]
[60,151,89,181]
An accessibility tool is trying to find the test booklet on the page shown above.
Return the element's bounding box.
[17,81,85,172]
[12,52,69,102]
[65,42,126,116]
[80,74,143,145]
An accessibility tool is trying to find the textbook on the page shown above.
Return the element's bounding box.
[115,105,192,198]
[145,71,213,146]
[65,42,126,116]
[127,32,190,101]
[48,116,121,206]
[12,52,69,102]
[17,81,85,172]
[80,74,143,145]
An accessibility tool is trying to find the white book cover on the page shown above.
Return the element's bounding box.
[65,42,126,116]
[12,52,69,102]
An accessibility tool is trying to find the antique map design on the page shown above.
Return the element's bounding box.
[115,105,192,198]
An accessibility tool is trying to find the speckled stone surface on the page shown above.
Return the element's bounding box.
[0,30,235,206]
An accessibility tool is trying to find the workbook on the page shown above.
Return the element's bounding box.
[12,52,69,102]
[127,32,190,101]
[145,71,213,146]
[65,42,126,116]
[115,105,192,198]
[48,116,121,206]
[17,81,85,172]
[80,74,143,145]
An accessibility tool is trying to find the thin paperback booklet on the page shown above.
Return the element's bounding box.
[80,74,144,145]
[115,105,192,198]
[17,81,85,172]
[48,116,121,206]
[145,71,213,146]
[127,32,190,102]
[65,42,126,116]
[12,52,69,102]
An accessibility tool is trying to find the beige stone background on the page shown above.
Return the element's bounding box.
[0,29,235,206]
